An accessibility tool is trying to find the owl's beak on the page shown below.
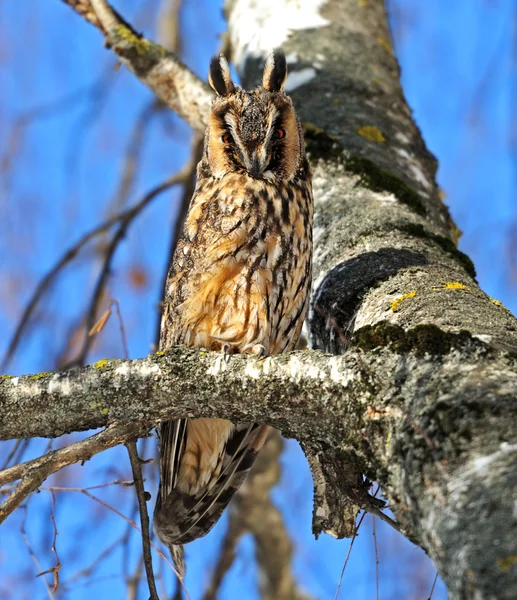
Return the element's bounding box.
[249,151,263,179]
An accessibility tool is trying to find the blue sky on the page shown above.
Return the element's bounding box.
[0,1,515,599]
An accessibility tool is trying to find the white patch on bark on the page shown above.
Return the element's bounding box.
[245,361,263,379]
[138,363,161,376]
[472,333,492,344]
[328,357,357,386]
[228,0,329,69]
[115,363,131,376]
[48,374,72,396]
[471,442,517,473]
[396,148,431,191]
[286,355,325,381]
[207,355,228,376]
[395,131,411,145]
[448,442,517,515]
[284,67,317,91]
[313,225,325,244]
[366,190,398,204]
[115,362,160,377]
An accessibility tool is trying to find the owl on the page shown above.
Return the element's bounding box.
[153,49,313,566]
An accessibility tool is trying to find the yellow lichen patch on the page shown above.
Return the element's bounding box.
[490,297,502,307]
[94,359,110,369]
[390,291,416,312]
[0,375,14,380]
[378,37,393,55]
[115,25,166,58]
[434,281,471,292]
[29,371,52,380]
[303,121,337,140]
[358,0,368,6]
[358,125,385,143]
[90,401,109,415]
[155,351,165,356]
[497,555,517,572]
[385,430,392,450]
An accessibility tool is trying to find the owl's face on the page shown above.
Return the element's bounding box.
[205,51,306,183]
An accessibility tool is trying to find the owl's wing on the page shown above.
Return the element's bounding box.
[158,419,187,497]
[154,421,269,545]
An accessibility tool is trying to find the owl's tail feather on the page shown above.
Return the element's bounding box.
[154,423,269,546]
[168,544,185,579]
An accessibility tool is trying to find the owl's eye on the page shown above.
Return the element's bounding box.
[273,128,286,140]
[221,132,233,144]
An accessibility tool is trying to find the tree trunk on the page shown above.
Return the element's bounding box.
[226,0,517,598]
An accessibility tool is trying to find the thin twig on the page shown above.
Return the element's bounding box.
[1,439,24,470]
[428,571,439,599]
[3,157,193,371]
[20,503,56,600]
[125,440,159,600]
[63,165,194,369]
[372,515,379,600]
[333,510,368,600]
[36,491,61,593]
[111,101,163,214]
[334,485,381,600]
[0,422,146,524]
[113,299,130,359]
[63,531,129,586]
[365,503,402,534]
[50,486,191,599]
[1,211,133,371]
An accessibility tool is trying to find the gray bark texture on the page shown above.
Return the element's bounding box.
[1,1,517,598]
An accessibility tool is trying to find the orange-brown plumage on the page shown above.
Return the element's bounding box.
[154,50,313,566]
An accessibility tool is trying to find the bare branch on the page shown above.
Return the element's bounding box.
[0,422,146,524]
[61,0,106,32]
[125,441,159,600]
[62,0,212,131]
[64,168,192,369]
[3,162,193,371]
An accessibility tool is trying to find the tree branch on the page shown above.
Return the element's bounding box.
[0,421,146,524]
[125,441,159,600]
[61,0,212,132]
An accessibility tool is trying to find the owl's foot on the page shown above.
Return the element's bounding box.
[222,344,236,364]
[250,344,266,359]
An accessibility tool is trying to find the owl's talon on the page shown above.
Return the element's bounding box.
[222,344,233,364]
[250,344,266,359]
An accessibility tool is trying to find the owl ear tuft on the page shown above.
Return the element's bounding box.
[262,49,287,92]
[209,54,235,96]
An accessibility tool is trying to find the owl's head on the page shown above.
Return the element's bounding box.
[204,50,307,183]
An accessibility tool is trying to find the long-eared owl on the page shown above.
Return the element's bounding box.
[154,49,313,564]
